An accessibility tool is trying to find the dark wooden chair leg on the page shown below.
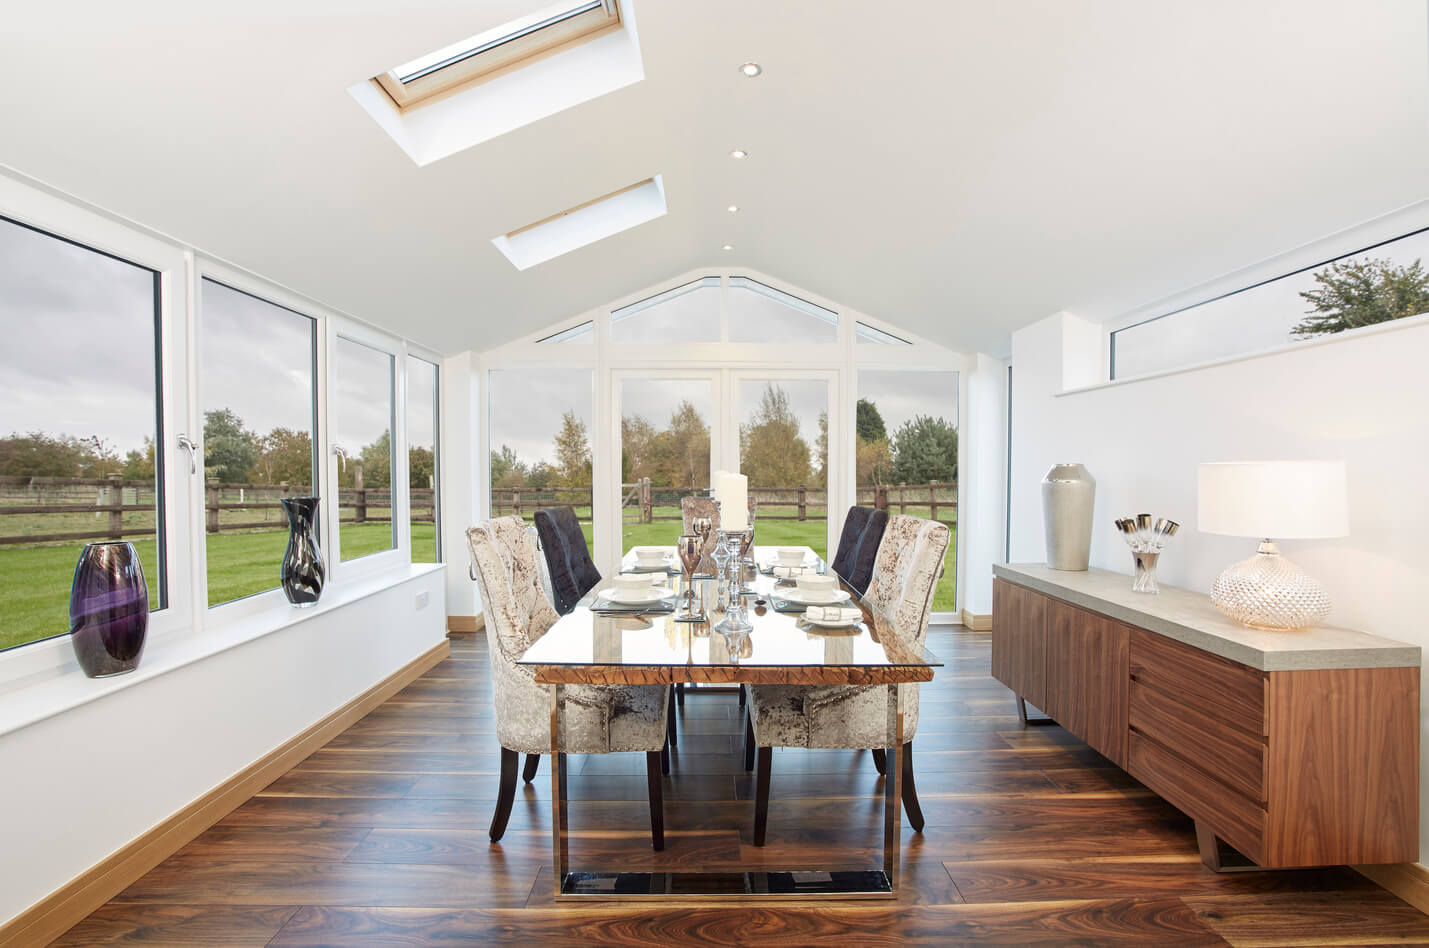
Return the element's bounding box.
[489,747,519,842]
[753,746,772,846]
[743,709,755,772]
[645,750,665,851]
[871,748,887,775]
[521,753,540,783]
[738,683,746,707]
[667,686,678,748]
[901,741,925,832]
[661,733,670,775]
[676,682,685,707]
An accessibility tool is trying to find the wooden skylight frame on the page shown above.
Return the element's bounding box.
[374,0,623,112]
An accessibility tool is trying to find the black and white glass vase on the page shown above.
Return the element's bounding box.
[280,496,325,606]
[69,541,149,678]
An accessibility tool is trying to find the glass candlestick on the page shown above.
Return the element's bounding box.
[710,531,733,613]
[714,529,753,635]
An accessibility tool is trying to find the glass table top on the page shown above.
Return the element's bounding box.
[517,547,941,683]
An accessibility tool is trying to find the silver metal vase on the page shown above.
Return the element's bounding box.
[1042,463,1096,571]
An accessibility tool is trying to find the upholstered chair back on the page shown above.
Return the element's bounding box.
[864,514,950,651]
[831,505,889,595]
[533,506,601,614]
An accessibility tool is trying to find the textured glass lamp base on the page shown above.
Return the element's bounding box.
[1210,541,1331,631]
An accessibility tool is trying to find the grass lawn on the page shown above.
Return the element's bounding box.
[0,524,436,653]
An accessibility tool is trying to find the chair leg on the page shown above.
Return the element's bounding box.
[871,748,887,776]
[902,741,925,832]
[645,750,665,851]
[489,747,519,842]
[676,682,685,707]
[661,733,670,775]
[738,683,746,707]
[667,686,678,748]
[743,708,755,772]
[521,753,540,783]
[753,746,772,847]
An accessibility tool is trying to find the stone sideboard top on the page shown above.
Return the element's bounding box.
[994,563,1420,672]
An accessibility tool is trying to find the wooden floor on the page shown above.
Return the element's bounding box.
[56,629,1429,946]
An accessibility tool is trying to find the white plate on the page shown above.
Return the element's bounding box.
[596,586,675,606]
[804,615,862,629]
[778,588,852,606]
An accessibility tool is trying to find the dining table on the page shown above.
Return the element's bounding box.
[517,544,943,901]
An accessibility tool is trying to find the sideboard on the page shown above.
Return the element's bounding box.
[991,563,1420,870]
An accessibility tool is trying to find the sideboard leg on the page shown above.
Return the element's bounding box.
[1016,696,1028,726]
[1195,821,1263,872]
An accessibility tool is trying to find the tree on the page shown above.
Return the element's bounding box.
[203,408,258,483]
[409,446,434,489]
[856,437,893,487]
[553,411,592,487]
[621,414,656,482]
[257,427,312,487]
[855,398,886,443]
[739,383,812,486]
[527,460,556,491]
[122,437,156,480]
[1293,256,1429,338]
[0,431,105,477]
[358,430,392,489]
[490,444,526,489]
[890,415,958,484]
[649,400,710,487]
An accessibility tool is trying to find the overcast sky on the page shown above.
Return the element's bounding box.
[1,217,157,454]
[857,370,959,433]
[488,368,594,464]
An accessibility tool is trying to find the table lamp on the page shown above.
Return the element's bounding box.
[1196,460,1348,631]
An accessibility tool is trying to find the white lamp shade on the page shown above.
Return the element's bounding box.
[1197,461,1348,539]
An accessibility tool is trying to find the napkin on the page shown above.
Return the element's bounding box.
[805,605,862,624]
[772,565,812,579]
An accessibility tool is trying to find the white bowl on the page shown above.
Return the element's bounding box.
[775,548,805,567]
[613,574,650,594]
[634,548,667,566]
[796,574,836,597]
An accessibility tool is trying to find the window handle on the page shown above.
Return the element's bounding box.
[333,444,350,473]
[177,434,200,475]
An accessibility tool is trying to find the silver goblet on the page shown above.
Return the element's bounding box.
[675,534,706,623]
[691,515,714,577]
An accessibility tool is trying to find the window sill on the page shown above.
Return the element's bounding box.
[0,562,445,740]
[1059,310,1429,397]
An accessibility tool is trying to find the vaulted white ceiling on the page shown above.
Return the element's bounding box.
[1,0,1426,356]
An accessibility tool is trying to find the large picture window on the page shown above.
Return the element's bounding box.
[0,216,165,651]
[737,377,830,558]
[334,337,396,562]
[200,279,317,606]
[618,377,713,553]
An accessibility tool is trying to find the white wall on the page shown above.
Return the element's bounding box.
[440,351,482,618]
[0,569,446,928]
[959,352,1009,615]
[1009,311,1429,862]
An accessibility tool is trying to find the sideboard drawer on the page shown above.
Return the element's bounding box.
[1128,732,1266,864]
[1129,628,1266,737]
[1129,679,1266,802]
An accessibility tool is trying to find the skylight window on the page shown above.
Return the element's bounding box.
[856,321,911,345]
[375,0,623,111]
[492,175,666,270]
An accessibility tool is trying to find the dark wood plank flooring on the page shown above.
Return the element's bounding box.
[54,629,1429,946]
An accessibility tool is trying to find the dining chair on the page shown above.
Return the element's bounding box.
[830,505,889,595]
[745,514,950,845]
[466,516,671,849]
[533,505,601,615]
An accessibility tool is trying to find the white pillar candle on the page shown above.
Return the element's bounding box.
[720,472,749,531]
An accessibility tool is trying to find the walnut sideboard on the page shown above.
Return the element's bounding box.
[991,563,1420,870]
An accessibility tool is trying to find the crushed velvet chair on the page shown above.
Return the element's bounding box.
[830,505,889,595]
[746,514,950,845]
[533,506,601,615]
[466,517,670,849]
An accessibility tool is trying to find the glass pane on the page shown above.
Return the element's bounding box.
[856,370,959,611]
[537,320,593,344]
[618,378,713,554]
[1112,227,1429,378]
[728,277,837,344]
[336,337,396,561]
[0,217,164,651]
[611,277,720,343]
[738,379,829,558]
[200,279,316,606]
[488,368,595,558]
[407,356,440,564]
[856,321,910,345]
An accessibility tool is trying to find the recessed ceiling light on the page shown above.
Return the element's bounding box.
[729,148,748,159]
[722,244,734,251]
[740,62,762,77]
[727,205,739,213]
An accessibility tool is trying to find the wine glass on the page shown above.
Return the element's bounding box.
[675,534,704,621]
[691,515,714,576]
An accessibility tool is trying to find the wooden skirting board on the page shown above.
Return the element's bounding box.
[1358,863,1429,916]
[960,609,992,631]
[0,639,450,948]
[447,614,484,635]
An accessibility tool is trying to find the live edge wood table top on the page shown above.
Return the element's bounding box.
[993,563,1420,671]
[522,547,941,688]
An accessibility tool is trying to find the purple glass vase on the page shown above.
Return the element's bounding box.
[69,541,149,678]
